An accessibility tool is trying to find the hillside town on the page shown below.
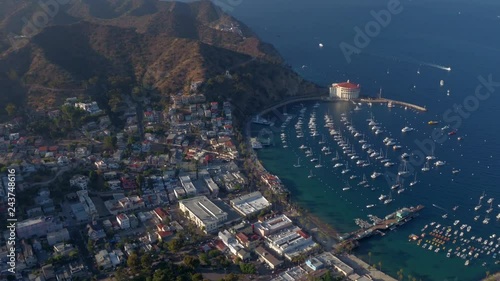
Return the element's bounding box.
[0,84,381,281]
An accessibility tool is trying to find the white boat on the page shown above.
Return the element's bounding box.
[452,169,460,174]
[409,173,418,186]
[384,194,393,204]
[310,158,318,162]
[308,170,314,179]
[434,160,446,166]
[319,43,324,48]
[384,162,395,167]
[299,145,307,149]
[378,194,387,201]
[343,186,351,191]
[401,126,414,133]
[314,156,323,168]
[422,161,431,172]
[454,220,460,226]
[333,163,343,168]
[371,171,382,179]
[401,153,410,159]
[393,145,402,150]
[397,188,405,194]
[487,198,494,204]
[366,204,376,208]
[483,217,490,224]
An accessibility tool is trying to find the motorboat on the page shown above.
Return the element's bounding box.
[378,194,387,201]
[366,204,376,208]
[401,126,414,133]
[435,161,446,166]
[371,171,382,179]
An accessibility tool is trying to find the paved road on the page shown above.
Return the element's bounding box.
[30,166,72,187]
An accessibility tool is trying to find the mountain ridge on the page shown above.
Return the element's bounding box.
[0,0,324,119]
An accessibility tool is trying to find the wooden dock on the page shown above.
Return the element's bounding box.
[358,98,427,112]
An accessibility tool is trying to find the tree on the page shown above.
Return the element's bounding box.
[199,253,209,265]
[239,262,256,274]
[141,254,152,270]
[191,273,203,281]
[5,103,16,117]
[127,253,140,271]
[183,255,200,269]
[167,239,183,252]
[104,136,117,151]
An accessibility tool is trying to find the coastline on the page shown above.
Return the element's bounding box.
[244,106,403,280]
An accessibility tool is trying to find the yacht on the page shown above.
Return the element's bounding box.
[371,171,382,179]
[378,194,387,201]
[454,220,460,226]
[441,125,450,131]
[384,162,395,167]
[452,206,459,211]
[428,121,439,125]
[398,161,410,176]
[384,194,393,204]
[299,145,307,150]
[366,204,376,208]
[475,193,484,211]
[452,169,460,174]
[332,151,340,161]
[483,217,490,224]
[310,158,318,162]
[401,126,414,133]
[397,188,405,194]
[308,170,314,179]
[333,163,344,168]
[401,153,410,159]
[435,160,446,166]
[393,145,402,150]
[474,215,480,221]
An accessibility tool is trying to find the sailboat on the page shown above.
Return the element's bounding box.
[409,173,418,186]
[398,161,410,176]
[293,157,301,168]
[331,151,340,162]
[486,201,494,214]
[341,162,350,174]
[391,175,401,190]
[422,161,430,172]
[315,155,323,168]
[318,135,326,145]
[475,192,485,211]
[358,174,368,186]
[308,170,314,179]
[384,192,393,204]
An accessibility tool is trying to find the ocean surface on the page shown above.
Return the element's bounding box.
[223,0,500,280]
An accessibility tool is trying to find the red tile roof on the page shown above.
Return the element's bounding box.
[335,82,360,89]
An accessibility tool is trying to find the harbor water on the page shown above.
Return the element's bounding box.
[227,0,500,280]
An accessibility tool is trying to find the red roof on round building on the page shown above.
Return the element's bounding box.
[335,81,360,89]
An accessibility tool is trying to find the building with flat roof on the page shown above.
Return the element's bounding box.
[17,216,63,239]
[204,177,219,196]
[230,191,271,217]
[179,196,228,233]
[116,214,130,229]
[329,80,360,100]
[179,175,197,196]
[254,214,293,237]
[47,228,70,246]
[266,227,317,260]
[255,246,283,269]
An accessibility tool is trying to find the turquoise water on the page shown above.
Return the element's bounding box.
[252,101,500,281]
[223,0,500,279]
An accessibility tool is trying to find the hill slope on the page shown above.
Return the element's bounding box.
[0,0,324,118]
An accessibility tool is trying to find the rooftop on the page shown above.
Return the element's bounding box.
[334,81,360,89]
[180,196,227,223]
[230,191,271,216]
